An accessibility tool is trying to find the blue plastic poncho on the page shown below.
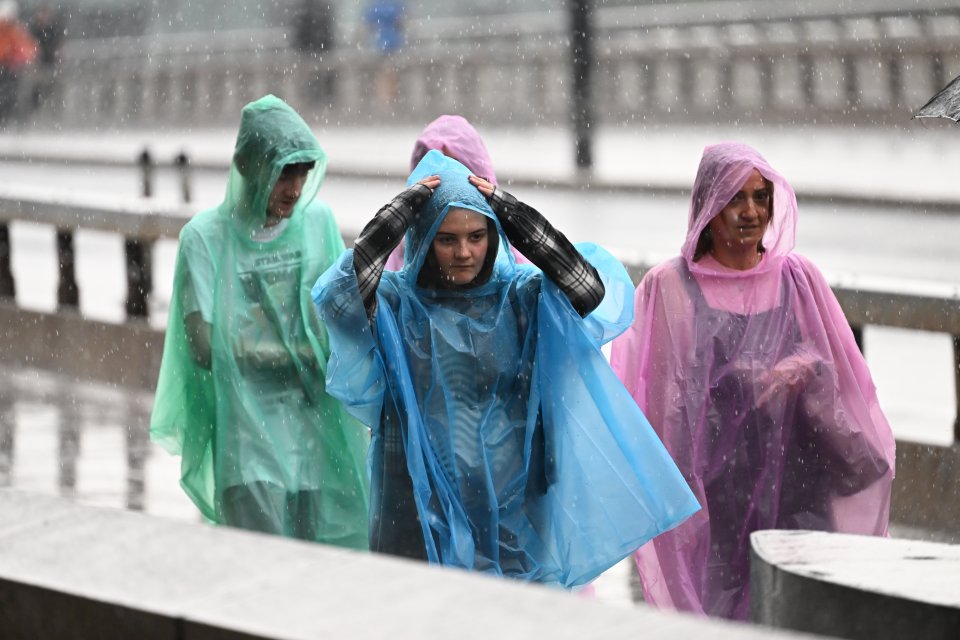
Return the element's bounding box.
[151,95,369,547]
[312,151,699,586]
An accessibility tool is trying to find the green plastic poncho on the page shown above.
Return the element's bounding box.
[150,95,369,548]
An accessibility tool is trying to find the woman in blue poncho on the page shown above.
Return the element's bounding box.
[313,151,699,586]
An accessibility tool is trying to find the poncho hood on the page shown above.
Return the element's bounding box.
[226,94,328,232]
[409,115,498,185]
[682,142,797,275]
[401,150,507,287]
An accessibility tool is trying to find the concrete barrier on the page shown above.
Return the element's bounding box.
[750,530,960,639]
[0,489,821,640]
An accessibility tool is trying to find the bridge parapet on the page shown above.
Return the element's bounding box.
[0,489,821,640]
[750,530,960,639]
[12,0,960,129]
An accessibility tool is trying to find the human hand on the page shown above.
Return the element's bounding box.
[755,354,821,408]
[468,175,494,197]
[417,175,441,191]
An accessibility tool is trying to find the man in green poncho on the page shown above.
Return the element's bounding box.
[151,95,369,548]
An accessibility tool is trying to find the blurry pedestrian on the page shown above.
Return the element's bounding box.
[363,0,405,105]
[151,95,369,548]
[385,114,529,271]
[0,1,38,124]
[292,0,336,106]
[28,3,63,111]
[610,142,895,619]
[312,150,699,585]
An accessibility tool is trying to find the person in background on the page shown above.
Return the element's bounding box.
[385,114,528,271]
[363,0,405,105]
[610,141,895,620]
[28,3,63,111]
[0,1,38,125]
[150,95,369,548]
[312,150,699,586]
[292,0,336,107]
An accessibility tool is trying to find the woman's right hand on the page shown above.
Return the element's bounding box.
[755,353,822,409]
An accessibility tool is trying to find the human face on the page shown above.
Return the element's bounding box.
[431,207,490,285]
[708,169,771,265]
[266,162,313,222]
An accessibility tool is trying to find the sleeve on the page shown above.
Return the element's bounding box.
[353,183,432,320]
[178,227,216,323]
[487,186,604,317]
[177,226,216,369]
[312,250,388,428]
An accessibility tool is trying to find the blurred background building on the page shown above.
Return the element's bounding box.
[5,1,959,131]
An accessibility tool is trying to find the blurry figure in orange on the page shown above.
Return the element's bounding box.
[0,1,38,124]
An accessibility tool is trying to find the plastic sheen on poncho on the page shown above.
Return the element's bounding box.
[312,151,700,587]
[610,142,895,619]
[385,114,529,271]
[150,95,369,547]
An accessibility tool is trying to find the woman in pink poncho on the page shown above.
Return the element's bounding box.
[610,142,895,620]
[385,114,528,270]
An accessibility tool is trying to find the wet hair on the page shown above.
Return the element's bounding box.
[693,177,774,262]
[280,161,316,177]
[417,217,500,290]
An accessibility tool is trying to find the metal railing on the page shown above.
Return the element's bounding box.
[10,0,960,129]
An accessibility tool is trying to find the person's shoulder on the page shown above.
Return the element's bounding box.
[300,198,336,221]
[178,207,224,251]
[641,257,684,288]
[181,206,221,234]
[785,252,827,282]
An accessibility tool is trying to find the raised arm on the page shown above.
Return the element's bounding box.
[471,177,604,317]
[353,178,437,320]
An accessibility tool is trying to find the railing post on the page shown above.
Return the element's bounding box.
[0,223,14,299]
[843,55,858,114]
[138,148,153,198]
[175,150,192,204]
[759,56,775,112]
[851,324,864,354]
[799,51,815,108]
[56,229,79,309]
[887,55,902,110]
[124,239,152,319]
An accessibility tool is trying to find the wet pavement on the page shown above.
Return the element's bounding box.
[0,364,642,605]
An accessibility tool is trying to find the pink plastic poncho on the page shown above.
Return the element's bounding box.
[385,114,528,270]
[610,142,895,620]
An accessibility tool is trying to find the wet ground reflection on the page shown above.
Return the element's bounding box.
[0,364,642,604]
[0,365,196,520]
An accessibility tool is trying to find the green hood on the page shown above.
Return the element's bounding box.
[226,94,328,232]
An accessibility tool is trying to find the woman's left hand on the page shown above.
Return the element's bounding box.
[469,175,495,197]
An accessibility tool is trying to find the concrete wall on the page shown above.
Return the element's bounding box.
[750,530,960,640]
[0,303,163,390]
[0,489,821,640]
